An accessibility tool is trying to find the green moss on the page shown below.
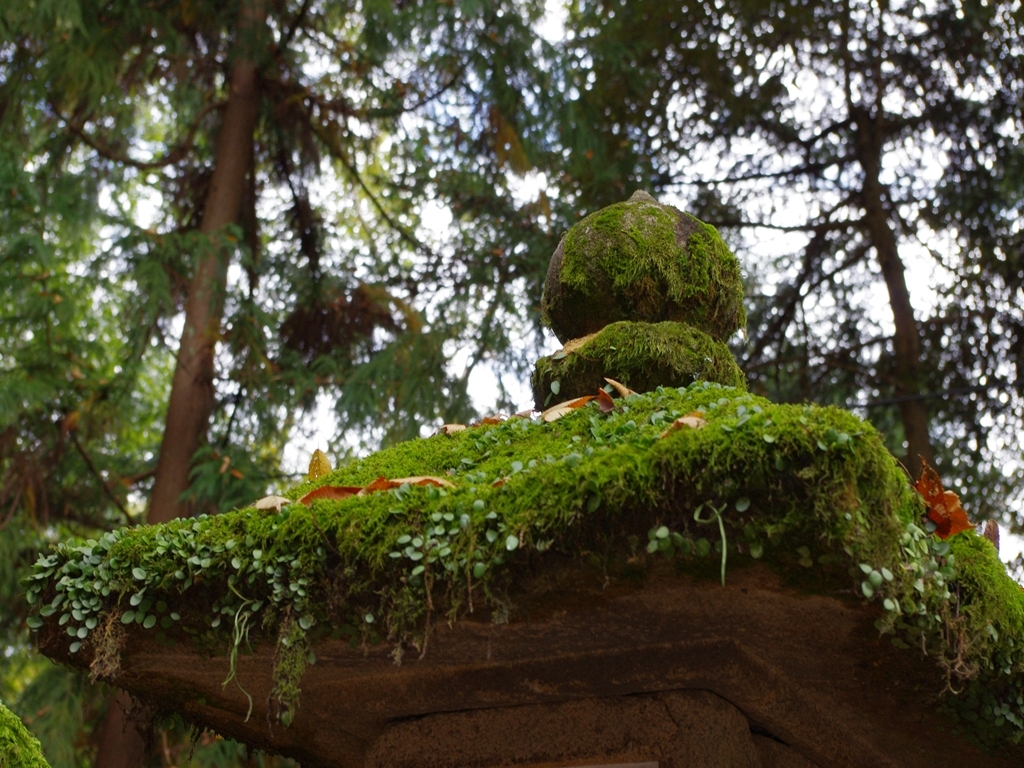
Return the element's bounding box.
[269,614,311,727]
[933,535,1024,741]
[0,701,49,768]
[531,320,745,408]
[541,192,746,342]
[24,383,1024,745]
[951,535,1024,641]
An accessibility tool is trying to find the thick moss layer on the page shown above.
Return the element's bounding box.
[937,535,1024,741]
[531,320,745,408]
[24,383,1024,745]
[541,191,746,343]
[0,701,49,768]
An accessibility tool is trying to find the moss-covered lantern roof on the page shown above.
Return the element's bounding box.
[24,383,1024,765]
[23,191,1024,766]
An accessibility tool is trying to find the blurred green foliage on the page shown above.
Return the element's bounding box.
[2,0,1022,763]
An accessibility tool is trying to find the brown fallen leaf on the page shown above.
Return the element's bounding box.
[596,388,615,413]
[359,475,456,495]
[360,476,394,494]
[437,423,467,436]
[660,411,708,438]
[253,495,292,512]
[391,475,456,488]
[299,485,362,504]
[541,395,596,422]
[513,408,536,418]
[308,448,332,480]
[604,377,637,398]
[476,415,506,426]
[558,332,599,357]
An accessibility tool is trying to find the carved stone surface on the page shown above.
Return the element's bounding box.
[40,563,1023,767]
[367,690,760,768]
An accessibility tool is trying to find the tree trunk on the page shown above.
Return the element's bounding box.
[855,114,935,477]
[93,6,266,767]
[147,9,264,526]
[92,691,147,768]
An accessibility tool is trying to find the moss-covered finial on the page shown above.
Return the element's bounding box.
[0,701,49,768]
[541,190,746,344]
[533,192,747,407]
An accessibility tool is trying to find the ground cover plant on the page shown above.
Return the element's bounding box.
[23,382,1024,745]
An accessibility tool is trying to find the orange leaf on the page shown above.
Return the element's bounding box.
[541,395,596,423]
[229,468,244,480]
[299,485,361,505]
[915,458,972,540]
[360,476,394,494]
[942,491,972,538]
[477,415,505,426]
[596,388,615,413]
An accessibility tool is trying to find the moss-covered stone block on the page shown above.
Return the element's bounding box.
[542,191,746,343]
[25,384,1024,752]
[531,320,745,408]
[0,701,49,768]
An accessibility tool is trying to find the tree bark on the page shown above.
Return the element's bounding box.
[147,8,265,526]
[92,691,147,768]
[94,6,266,768]
[855,114,935,477]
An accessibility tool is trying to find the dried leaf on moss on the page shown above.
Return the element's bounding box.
[308,448,332,480]
[541,395,595,422]
[559,331,599,356]
[360,475,454,494]
[915,458,972,540]
[253,495,292,512]
[437,424,467,435]
[660,411,708,437]
[604,377,636,398]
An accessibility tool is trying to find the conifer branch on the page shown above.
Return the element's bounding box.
[60,100,225,170]
[70,432,129,519]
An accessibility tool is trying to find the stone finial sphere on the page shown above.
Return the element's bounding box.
[541,191,746,343]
